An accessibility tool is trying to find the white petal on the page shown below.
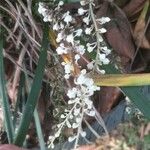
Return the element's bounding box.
[58,1,64,6]
[75,29,83,37]
[78,8,87,15]
[63,11,72,24]
[83,17,90,25]
[66,34,74,44]
[99,28,107,33]
[72,123,79,129]
[81,131,86,137]
[85,27,92,35]
[68,136,76,142]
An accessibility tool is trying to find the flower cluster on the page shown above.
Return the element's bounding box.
[38,0,110,149]
[48,69,100,148]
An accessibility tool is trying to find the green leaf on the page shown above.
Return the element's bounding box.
[0,28,14,143]
[34,108,46,150]
[96,64,150,120]
[13,72,25,128]
[93,73,150,87]
[13,24,49,146]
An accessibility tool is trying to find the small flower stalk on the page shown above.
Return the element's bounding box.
[38,0,110,149]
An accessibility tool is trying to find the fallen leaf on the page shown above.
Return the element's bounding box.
[133,0,150,49]
[74,145,96,150]
[123,0,146,18]
[96,2,135,71]
[0,144,28,150]
[93,87,121,114]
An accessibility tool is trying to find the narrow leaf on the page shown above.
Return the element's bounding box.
[92,73,150,86]
[34,108,46,150]
[0,28,14,143]
[94,65,150,120]
[13,24,49,146]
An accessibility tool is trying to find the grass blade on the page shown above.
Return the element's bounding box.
[34,108,46,150]
[13,72,25,128]
[13,24,49,146]
[121,86,150,120]
[0,28,14,143]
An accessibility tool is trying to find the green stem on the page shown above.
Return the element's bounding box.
[13,24,49,146]
[0,27,14,143]
[34,108,46,150]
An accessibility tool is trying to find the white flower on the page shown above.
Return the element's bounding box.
[84,78,94,87]
[56,32,64,43]
[86,110,95,116]
[51,143,55,149]
[81,131,86,137]
[85,27,93,35]
[61,62,72,74]
[74,108,80,116]
[67,88,77,99]
[101,46,111,55]
[68,100,74,104]
[60,114,65,118]
[63,11,72,24]
[43,16,49,22]
[83,16,90,25]
[68,136,76,142]
[97,17,110,24]
[81,69,86,75]
[53,23,59,31]
[64,64,72,74]
[55,131,60,138]
[84,98,93,109]
[99,53,106,60]
[60,23,64,29]
[47,15,52,22]
[69,114,73,119]
[75,70,87,85]
[74,29,83,37]
[66,120,72,128]
[102,58,110,64]
[38,3,46,15]
[80,0,87,6]
[96,66,106,74]
[126,107,131,114]
[99,69,105,74]
[86,43,96,52]
[76,45,85,55]
[87,61,94,70]
[78,8,87,15]
[87,85,100,96]
[76,117,81,123]
[68,97,80,104]
[66,34,74,45]
[75,54,80,63]
[58,1,64,6]
[48,136,54,140]
[64,74,70,79]
[98,53,110,64]
[99,28,107,33]
[56,44,67,55]
[72,123,79,129]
